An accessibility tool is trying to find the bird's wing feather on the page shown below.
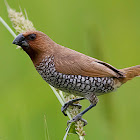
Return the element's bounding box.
[54,46,124,78]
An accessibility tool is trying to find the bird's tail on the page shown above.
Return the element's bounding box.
[120,65,140,83]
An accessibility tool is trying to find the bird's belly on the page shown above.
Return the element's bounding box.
[54,75,115,96]
[36,68,115,97]
[35,56,116,97]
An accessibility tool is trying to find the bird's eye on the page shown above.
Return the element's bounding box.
[28,34,36,40]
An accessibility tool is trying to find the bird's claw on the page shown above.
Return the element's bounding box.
[61,103,69,116]
[73,104,82,109]
[67,114,88,126]
[61,101,82,116]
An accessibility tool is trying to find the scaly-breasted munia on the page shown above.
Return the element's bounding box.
[12,31,140,126]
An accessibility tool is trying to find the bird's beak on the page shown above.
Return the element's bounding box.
[12,33,29,47]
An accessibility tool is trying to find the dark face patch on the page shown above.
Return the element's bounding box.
[27,34,36,41]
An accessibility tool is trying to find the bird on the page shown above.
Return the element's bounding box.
[12,30,140,126]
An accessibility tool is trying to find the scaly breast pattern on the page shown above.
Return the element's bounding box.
[36,56,116,96]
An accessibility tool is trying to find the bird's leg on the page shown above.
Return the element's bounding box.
[67,94,98,126]
[61,97,85,116]
[67,103,96,126]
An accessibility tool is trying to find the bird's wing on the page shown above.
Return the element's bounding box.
[54,46,125,78]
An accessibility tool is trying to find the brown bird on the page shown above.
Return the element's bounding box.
[12,30,140,126]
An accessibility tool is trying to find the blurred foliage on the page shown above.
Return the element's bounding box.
[1,0,140,140]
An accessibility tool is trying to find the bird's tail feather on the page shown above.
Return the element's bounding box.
[120,65,140,83]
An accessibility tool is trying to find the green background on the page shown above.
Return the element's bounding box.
[1,0,140,139]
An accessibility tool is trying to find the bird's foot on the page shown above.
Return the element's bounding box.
[67,114,88,126]
[61,101,82,116]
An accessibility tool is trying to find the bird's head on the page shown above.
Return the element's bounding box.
[13,31,56,64]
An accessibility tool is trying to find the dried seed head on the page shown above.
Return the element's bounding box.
[5,1,36,49]
[8,8,36,33]
[64,93,86,136]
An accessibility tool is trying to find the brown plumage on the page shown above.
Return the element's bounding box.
[12,30,140,126]
[120,65,140,83]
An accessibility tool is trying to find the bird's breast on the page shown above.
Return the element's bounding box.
[35,56,118,96]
